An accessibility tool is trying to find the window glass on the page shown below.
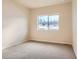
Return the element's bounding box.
[37,16,48,30]
[49,15,59,31]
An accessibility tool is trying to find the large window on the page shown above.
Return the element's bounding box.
[37,15,59,31]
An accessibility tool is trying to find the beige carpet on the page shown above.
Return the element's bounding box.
[3,41,76,59]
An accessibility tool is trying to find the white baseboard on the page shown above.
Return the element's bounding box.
[30,39,72,45]
[2,40,27,50]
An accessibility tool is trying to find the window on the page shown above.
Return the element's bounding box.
[37,15,59,31]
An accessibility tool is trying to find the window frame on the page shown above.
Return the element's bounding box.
[37,15,60,31]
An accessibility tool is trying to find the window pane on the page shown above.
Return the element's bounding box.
[37,16,48,30]
[49,15,59,31]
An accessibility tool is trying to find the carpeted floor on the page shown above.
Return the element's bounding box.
[2,41,76,59]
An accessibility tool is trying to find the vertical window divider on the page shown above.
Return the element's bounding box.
[48,16,49,30]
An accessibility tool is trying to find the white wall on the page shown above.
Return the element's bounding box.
[72,0,77,55]
[2,0,30,49]
[30,3,72,45]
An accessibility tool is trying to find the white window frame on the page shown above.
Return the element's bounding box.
[37,15,59,31]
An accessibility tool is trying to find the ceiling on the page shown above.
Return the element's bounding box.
[14,0,72,9]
